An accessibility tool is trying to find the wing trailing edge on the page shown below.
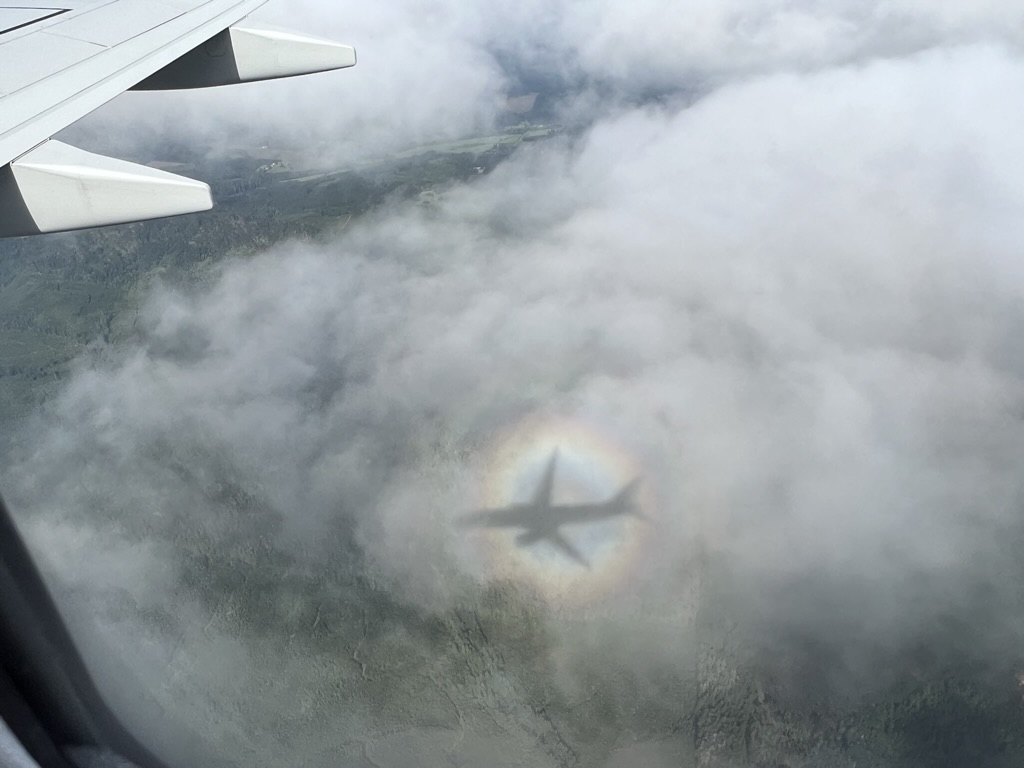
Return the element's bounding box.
[0,140,212,237]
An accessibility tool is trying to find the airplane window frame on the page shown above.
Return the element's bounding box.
[0,494,167,768]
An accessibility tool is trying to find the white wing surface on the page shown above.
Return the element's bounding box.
[0,0,355,236]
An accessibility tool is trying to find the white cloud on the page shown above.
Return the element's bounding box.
[12,4,1024,763]
[21,43,1024,625]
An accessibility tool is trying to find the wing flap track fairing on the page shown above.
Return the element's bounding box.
[0,140,212,237]
[133,21,356,90]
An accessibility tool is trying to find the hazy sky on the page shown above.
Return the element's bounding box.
[9,0,1024,763]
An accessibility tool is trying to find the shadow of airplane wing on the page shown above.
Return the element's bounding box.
[531,449,558,508]
[547,529,591,569]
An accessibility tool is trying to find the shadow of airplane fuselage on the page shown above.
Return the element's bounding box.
[457,450,642,568]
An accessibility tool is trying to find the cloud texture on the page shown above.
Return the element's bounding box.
[9,1,1024,766]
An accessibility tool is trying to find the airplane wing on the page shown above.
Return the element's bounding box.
[546,529,590,569]
[531,449,558,508]
[0,0,355,237]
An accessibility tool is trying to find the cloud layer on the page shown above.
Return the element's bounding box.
[10,2,1024,765]
[62,1,1024,163]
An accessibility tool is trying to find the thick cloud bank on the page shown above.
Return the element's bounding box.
[20,38,1024,653]
[10,2,1024,766]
